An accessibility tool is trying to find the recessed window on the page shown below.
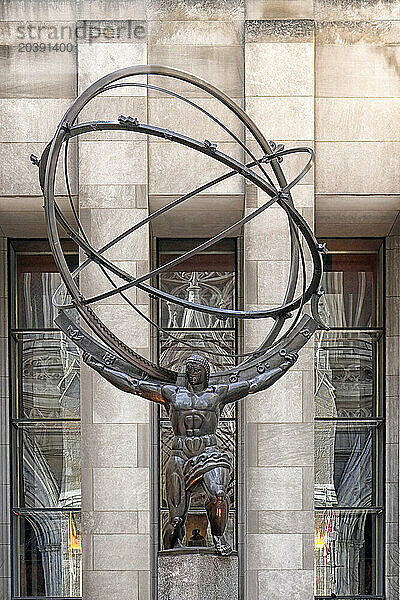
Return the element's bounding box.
[10,241,82,599]
[314,239,384,600]
[156,238,238,550]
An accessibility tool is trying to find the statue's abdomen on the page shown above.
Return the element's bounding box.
[170,409,218,437]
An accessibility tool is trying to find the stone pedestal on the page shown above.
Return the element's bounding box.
[158,549,239,600]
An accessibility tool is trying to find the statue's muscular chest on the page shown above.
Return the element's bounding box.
[170,388,220,412]
[167,388,221,436]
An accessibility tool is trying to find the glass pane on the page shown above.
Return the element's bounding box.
[160,510,235,551]
[15,510,82,597]
[18,422,81,508]
[315,423,379,508]
[17,332,80,419]
[159,330,235,371]
[158,238,236,330]
[315,509,379,596]
[19,270,62,329]
[17,253,78,329]
[159,421,174,510]
[159,271,235,329]
[160,421,236,510]
[320,252,378,328]
[315,331,379,418]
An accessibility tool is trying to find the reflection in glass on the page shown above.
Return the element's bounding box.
[18,422,81,508]
[18,332,80,419]
[15,510,82,597]
[160,510,235,550]
[315,509,378,597]
[160,421,236,510]
[220,401,236,419]
[315,423,377,508]
[320,252,378,328]
[158,238,236,370]
[159,270,235,330]
[159,330,235,372]
[315,331,378,418]
[19,270,62,329]
[17,253,78,329]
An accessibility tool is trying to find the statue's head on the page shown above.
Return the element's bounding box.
[185,354,210,388]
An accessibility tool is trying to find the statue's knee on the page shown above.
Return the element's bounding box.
[216,491,226,504]
[206,489,227,507]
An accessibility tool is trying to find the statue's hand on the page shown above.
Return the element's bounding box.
[82,352,102,369]
[280,352,298,370]
[127,377,139,389]
[82,351,93,364]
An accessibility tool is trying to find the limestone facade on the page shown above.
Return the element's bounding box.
[0,1,399,600]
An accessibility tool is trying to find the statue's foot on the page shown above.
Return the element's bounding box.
[213,535,233,556]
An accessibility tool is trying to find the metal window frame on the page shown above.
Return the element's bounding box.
[314,238,386,600]
[8,240,82,600]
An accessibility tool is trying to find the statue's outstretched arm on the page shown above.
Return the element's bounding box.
[247,352,298,394]
[83,352,167,405]
[223,352,298,404]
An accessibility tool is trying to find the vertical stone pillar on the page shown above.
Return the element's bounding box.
[386,214,400,600]
[76,12,152,599]
[244,15,315,600]
[0,238,10,599]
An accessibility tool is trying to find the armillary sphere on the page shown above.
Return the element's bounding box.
[35,65,327,386]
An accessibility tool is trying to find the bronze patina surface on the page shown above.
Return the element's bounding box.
[37,64,326,556]
[83,351,297,555]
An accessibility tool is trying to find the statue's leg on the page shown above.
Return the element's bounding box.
[202,467,232,556]
[163,456,190,550]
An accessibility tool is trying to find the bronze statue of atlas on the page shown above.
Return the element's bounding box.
[33,65,326,556]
